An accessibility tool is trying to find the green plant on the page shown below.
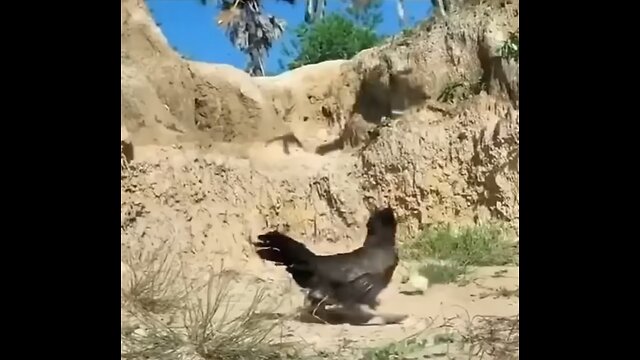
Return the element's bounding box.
[499,29,519,62]
[402,223,517,266]
[417,262,467,285]
[361,337,428,360]
[360,330,461,360]
[282,13,382,70]
[401,27,415,37]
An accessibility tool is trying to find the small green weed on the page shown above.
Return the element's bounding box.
[402,223,517,267]
[417,262,467,285]
[401,27,415,37]
[499,29,519,62]
[361,337,428,360]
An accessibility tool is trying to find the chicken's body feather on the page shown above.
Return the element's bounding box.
[254,207,398,310]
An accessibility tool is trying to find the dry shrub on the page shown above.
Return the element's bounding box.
[358,312,519,360]
[121,244,298,360]
[462,314,519,359]
[122,241,190,314]
[184,272,298,359]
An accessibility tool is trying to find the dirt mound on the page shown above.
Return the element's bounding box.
[121,0,519,270]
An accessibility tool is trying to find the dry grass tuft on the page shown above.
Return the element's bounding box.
[122,242,190,314]
[184,272,297,360]
[462,314,519,359]
[358,312,519,360]
[121,244,300,360]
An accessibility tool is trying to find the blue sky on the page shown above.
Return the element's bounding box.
[146,0,433,74]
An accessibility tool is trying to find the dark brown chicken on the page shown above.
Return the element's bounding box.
[254,207,398,313]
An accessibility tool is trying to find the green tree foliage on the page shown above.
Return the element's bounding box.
[283,13,382,71]
[281,0,384,72]
[499,29,519,62]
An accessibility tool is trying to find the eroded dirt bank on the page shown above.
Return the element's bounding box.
[121,0,519,357]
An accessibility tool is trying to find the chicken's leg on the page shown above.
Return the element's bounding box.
[301,292,330,324]
[311,295,330,323]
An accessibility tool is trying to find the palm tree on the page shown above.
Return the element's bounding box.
[205,0,296,76]
[205,0,425,76]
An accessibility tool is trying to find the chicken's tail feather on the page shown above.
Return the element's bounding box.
[254,231,316,266]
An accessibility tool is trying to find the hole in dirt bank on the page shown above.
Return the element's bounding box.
[352,73,428,124]
[353,80,391,124]
[121,140,134,163]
